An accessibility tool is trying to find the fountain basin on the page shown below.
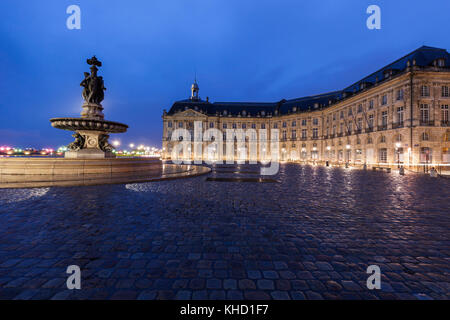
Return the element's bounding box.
[50,117,128,133]
[0,158,211,188]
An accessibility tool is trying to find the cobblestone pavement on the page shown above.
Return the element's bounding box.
[0,164,449,300]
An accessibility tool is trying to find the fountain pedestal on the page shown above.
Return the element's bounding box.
[64,130,114,159]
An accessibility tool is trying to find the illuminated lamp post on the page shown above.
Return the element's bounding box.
[395,142,401,169]
[345,144,351,168]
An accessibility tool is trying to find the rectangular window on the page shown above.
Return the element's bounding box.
[223,123,227,129]
[357,118,362,129]
[242,123,246,129]
[357,104,363,113]
[292,120,296,127]
[313,118,318,125]
[420,104,429,123]
[282,122,287,128]
[261,123,266,129]
[292,130,296,139]
[251,123,256,129]
[397,107,404,124]
[442,105,449,123]
[232,123,237,129]
[348,108,353,116]
[368,114,374,128]
[302,119,307,126]
[302,129,307,139]
[382,111,388,126]
[273,123,278,129]
[282,130,287,140]
[397,89,404,101]
[178,122,183,128]
[168,121,172,128]
[442,86,449,97]
[369,100,374,109]
[382,94,388,105]
[340,111,344,119]
[379,148,387,163]
[312,128,318,138]
[421,85,430,97]
[332,125,336,135]
[420,147,432,163]
[332,113,336,121]
[209,122,214,128]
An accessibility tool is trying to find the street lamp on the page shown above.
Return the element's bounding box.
[345,144,351,168]
[326,145,331,166]
[112,140,120,147]
[129,143,135,149]
[395,142,401,168]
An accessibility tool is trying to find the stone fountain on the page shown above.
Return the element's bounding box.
[0,56,210,189]
[50,56,128,159]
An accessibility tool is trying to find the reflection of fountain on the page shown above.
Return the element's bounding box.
[0,188,49,203]
[50,56,128,159]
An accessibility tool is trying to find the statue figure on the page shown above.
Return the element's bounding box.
[98,134,114,152]
[67,133,85,151]
[80,72,91,102]
[80,56,106,104]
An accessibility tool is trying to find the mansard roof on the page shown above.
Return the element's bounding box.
[167,46,450,117]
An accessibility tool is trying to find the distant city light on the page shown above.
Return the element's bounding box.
[113,140,120,147]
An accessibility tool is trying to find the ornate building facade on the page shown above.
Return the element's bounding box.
[162,46,450,169]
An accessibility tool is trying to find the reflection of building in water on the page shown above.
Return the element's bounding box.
[162,46,450,167]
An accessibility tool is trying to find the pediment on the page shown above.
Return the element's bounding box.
[174,108,207,118]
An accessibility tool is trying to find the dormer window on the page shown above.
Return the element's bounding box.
[261,111,265,116]
[242,110,247,116]
[223,110,227,116]
[292,106,297,112]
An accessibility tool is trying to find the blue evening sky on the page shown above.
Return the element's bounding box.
[0,0,449,148]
